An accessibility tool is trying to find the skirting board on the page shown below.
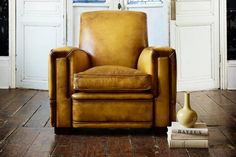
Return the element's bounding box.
[0,57,10,89]
[227,60,236,90]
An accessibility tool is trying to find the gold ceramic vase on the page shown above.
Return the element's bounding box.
[177,92,198,128]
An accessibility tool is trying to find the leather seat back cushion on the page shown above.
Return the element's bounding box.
[79,11,148,68]
[74,65,152,92]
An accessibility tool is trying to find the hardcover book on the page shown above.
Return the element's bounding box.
[171,122,208,135]
[167,138,208,148]
[167,127,209,140]
[167,122,209,148]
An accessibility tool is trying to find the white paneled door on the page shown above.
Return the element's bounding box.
[170,0,220,91]
[16,0,66,89]
[69,0,168,47]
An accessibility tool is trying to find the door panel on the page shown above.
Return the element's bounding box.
[16,0,65,89]
[170,0,219,91]
[23,25,58,80]
[176,1,212,15]
[23,1,62,14]
[178,25,212,79]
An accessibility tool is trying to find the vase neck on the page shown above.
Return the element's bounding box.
[184,92,191,109]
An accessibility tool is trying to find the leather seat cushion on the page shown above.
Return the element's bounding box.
[74,65,152,92]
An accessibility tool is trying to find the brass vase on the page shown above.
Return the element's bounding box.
[177,92,197,128]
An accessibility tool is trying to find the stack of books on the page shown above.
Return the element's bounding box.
[167,122,209,148]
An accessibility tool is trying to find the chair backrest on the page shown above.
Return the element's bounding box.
[79,11,148,68]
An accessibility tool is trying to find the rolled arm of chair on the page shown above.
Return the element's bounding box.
[48,47,90,127]
[137,47,177,127]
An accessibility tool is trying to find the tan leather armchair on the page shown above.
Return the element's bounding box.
[48,11,176,133]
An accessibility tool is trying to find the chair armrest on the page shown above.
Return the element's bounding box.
[48,47,90,127]
[67,48,91,94]
[137,47,177,127]
[48,46,91,99]
[137,47,159,96]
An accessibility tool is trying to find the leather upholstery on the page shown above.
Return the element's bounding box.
[73,122,152,128]
[80,11,148,68]
[138,47,177,126]
[72,92,153,100]
[48,11,177,131]
[48,47,90,127]
[73,99,153,122]
[74,65,152,92]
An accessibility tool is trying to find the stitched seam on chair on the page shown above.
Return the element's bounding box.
[74,88,152,90]
[73,97,153,102]
[73,99,153,101]
[73,121,152,123]
[76,74,150,77]
[73,121,153,123]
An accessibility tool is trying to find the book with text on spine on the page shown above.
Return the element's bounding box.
[167,127,209,140]
[171,122,208,135]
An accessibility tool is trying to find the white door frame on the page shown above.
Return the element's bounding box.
[9,0,16,88]
[8,0,228,90]
[219,0,227,89]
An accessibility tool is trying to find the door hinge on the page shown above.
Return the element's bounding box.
[219,54,222,71]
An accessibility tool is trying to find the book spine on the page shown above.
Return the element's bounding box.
[168,140,208,148]
[168,133,209,140]
[171,129,208,135]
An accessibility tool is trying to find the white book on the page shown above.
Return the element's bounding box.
[168,138,208,148]
[171,122,208,135]
[167,127,208,140]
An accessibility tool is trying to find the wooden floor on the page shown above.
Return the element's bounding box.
[0,89,236,157]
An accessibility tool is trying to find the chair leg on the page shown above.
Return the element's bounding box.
[54,127,73,135]
[152,127,167,134]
